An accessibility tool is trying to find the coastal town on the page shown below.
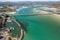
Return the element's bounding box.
[0,1,60,14]
[0,1,60,40]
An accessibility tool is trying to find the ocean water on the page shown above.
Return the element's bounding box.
[13,6,60,40]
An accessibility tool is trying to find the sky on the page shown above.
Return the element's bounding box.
[0,0,60,2]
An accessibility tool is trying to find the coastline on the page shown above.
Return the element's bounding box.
[33,8,52,14]
[6,12,16,14]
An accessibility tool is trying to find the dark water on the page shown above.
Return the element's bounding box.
[13,6,60,40]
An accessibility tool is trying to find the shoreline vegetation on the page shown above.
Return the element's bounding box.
[0,6,17,14]
[0,7,16,11]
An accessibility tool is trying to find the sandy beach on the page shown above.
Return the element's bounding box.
[6,12,16,14]
[33,8,52,14]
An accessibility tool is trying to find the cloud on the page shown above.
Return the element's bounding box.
[0,0,60,2]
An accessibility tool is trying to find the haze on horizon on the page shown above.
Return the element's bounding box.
[0,0,60,2]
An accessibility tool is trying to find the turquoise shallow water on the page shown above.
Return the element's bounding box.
[15,15,60,40]
[13,6,60,40]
